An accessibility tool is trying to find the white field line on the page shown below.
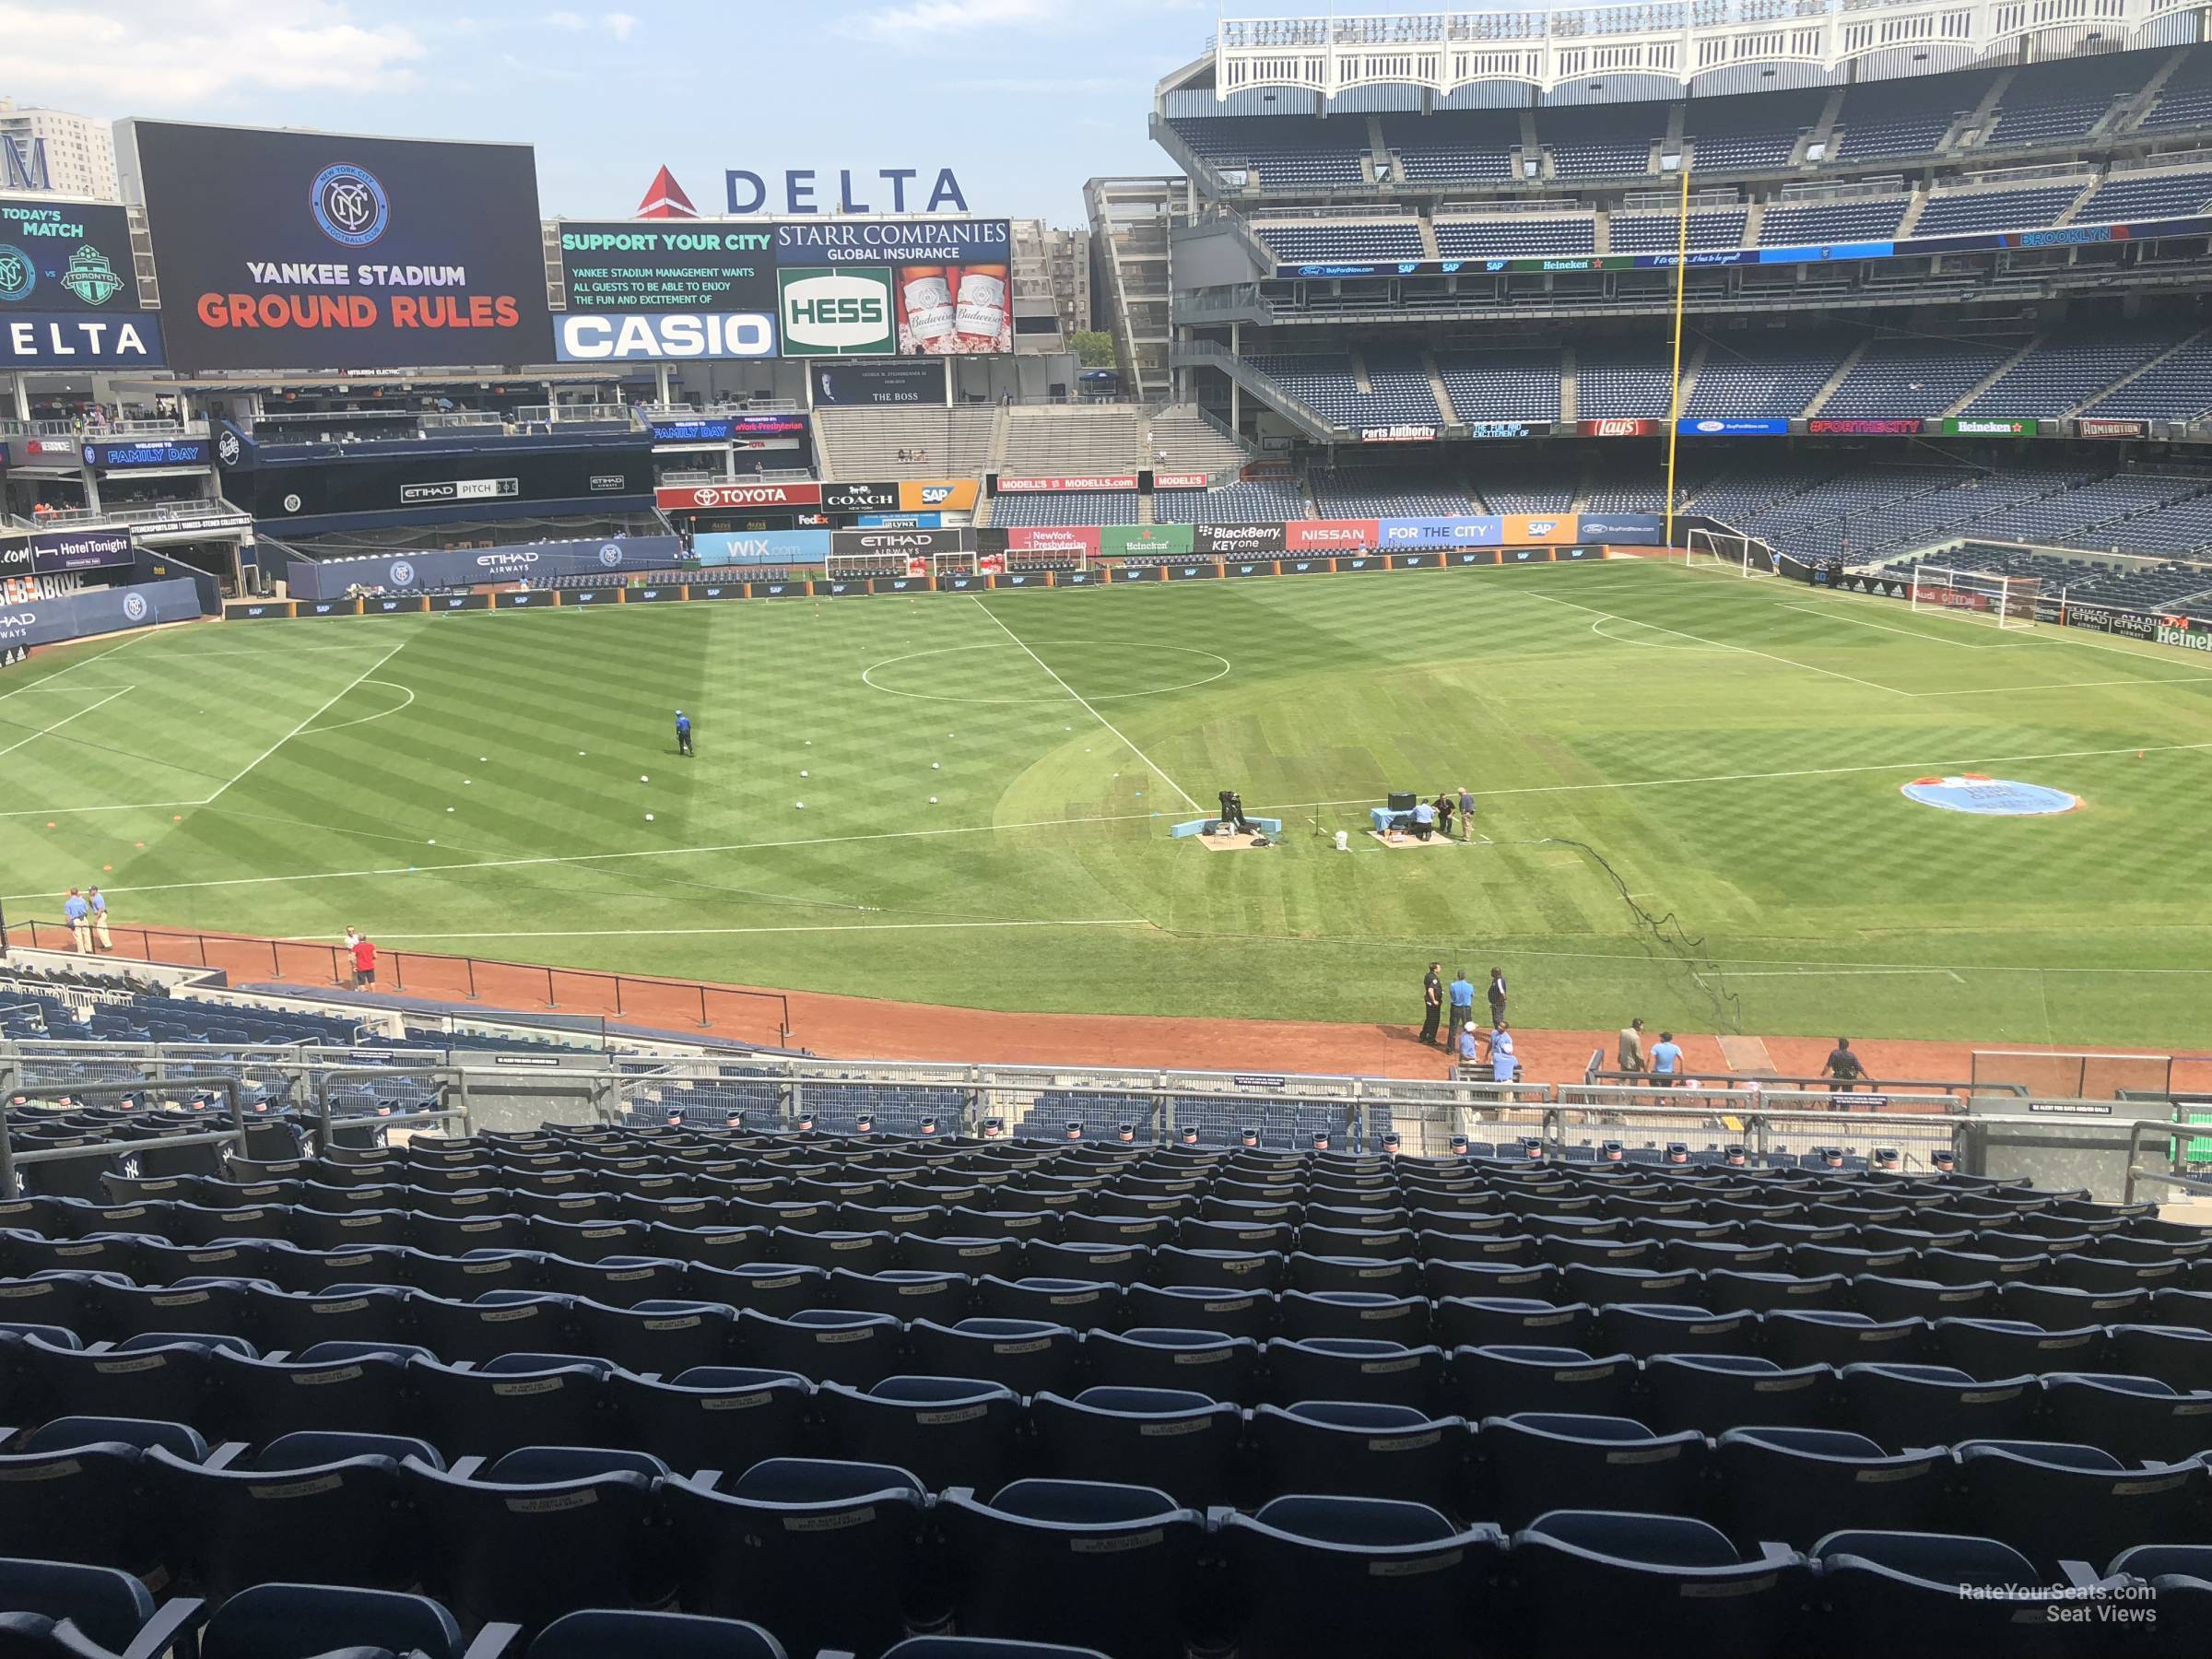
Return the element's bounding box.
[1911,674,2212,699]
[970,595,1203,811]
[17,734,2212,907]
[351,918,1156,943]
[0,688,132,759]
[0,808,1169,903]
[1775,601,2027,650]
[1517,588,1917,698]
[300,680,417,735]
[0,631,153,704]
[201,635,416,806]
[1258,736,2212,816]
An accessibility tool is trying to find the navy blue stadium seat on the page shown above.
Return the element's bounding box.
[528,1609,788,1659]
[194,1582,472,1659]
[818,1375,1020,1490]
[1810,1530,2073,1655]
[1712,1427,1947,1547]
[937,1479,1209,1658]
[1218,1495,1502,1659]
[1506,1511,1806,1657]
[1028,1387,1241,1507]
[1478,1413,1709,1528]
[1250,1401,1469,1512]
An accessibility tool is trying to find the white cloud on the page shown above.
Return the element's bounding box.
[0,0,427,106]
[841,0,1069,41]
[543,8,636,37]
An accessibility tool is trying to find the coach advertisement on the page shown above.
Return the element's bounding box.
[285,535,680,600]
[0,198,139,311]
[1195,522,1287,557]
[0,578,203,649]
[822,481,900,512]
[123,119,554,371]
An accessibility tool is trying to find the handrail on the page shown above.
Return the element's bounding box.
[7,919,793,1050]
[1580,1062,2023,1100]
[0,1074,248,1198]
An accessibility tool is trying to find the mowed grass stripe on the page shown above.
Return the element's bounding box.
[3,561,2208,1045]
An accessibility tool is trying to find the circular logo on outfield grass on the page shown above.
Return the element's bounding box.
[1900,774,2080,816]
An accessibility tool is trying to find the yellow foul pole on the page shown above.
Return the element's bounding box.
[1663,160,1691,550]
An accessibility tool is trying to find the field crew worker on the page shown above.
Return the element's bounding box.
[88,888,112,953]
[1448,970,1476,1032]
[676,711,694,757]
[350,931,378,989]
[1456,1021,1479,1069]
[64,888,90,952]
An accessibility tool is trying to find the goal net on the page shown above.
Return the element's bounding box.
[1909,564,2040,629]
[1686,527,1779,578]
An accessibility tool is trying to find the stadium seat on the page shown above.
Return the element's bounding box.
[605,1366,811,1476]
[1712,1427,1948,1547]
[193,1581,481,1659]
[1809,1530,2073,1654]
[936,1480,1210,1658]
[1260,1335,1443,1409]
[1447,1345,1637,1419]
[407,1354,610,1460]
[1249,1401,1469,1512]
[1477,1413,1709,1528]
[1504,1511,1806,1657]
[0,1418,207,1580]
[2041,1371,2212,1465]
[817,1374,1020,1490]
[1953,1440,2203,1573]
[1083,1327,1258,1397]
[663,1458,935,1658]
[0,1556,206,1659]
[1218,1496,1503,1659]
[1841,1362,2036,1446]
[405,1448,670,1637]
[1028,1387,1242,1506]
[1641,1353,1833,1432]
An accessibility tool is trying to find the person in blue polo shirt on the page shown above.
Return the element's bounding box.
[1447,969,1475,1030]
[63,888,90,953]
[1650,1030,1684,1087]
[675,711,693,757]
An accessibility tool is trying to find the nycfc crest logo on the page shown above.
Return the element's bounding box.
[60,245,122,306]
[388,561,417,587]
[122,593,148,623]
[311,164,390,247]
[0,245,32,302]
[597,545,623,567]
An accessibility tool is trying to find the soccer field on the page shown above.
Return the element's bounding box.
[4,558,2209,1048]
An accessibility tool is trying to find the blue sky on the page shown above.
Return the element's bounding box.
[0,0,1324,224]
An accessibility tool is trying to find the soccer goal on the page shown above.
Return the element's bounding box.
[1909,564,2041,630]
[1686,527,1779,578]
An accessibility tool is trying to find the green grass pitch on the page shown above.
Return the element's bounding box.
[4,558,2209,1047]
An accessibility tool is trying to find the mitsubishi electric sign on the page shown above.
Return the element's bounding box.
[777,267,894,357]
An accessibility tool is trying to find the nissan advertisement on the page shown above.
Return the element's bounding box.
[122,119,555,371]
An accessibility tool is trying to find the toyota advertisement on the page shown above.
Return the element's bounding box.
[121,119,554,371]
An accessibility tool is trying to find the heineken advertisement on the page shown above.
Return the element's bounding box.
[1102,524,1195,556]
[0,199,140,312]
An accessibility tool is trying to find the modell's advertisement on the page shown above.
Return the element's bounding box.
[120,119,554,371]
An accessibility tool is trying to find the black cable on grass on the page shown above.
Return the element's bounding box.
[1514,834,1745,1035]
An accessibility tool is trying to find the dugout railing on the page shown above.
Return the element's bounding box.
[1582,1054,2025,1103]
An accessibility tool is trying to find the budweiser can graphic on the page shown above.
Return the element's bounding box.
[955,263,1008,350]
[900,265,957,350]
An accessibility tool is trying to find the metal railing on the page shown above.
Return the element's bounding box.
[511,404,644,429]
[0,1074,251,1199]
[1582,1054,2024,1103]
[7,920,794,1048]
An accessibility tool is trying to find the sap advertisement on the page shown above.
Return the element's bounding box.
[776,219,1012,358]
[0,579,203,649]
[0,199,139,312]
[286,535,681,599]
[694,529,831,565]
[123,119,554,371]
